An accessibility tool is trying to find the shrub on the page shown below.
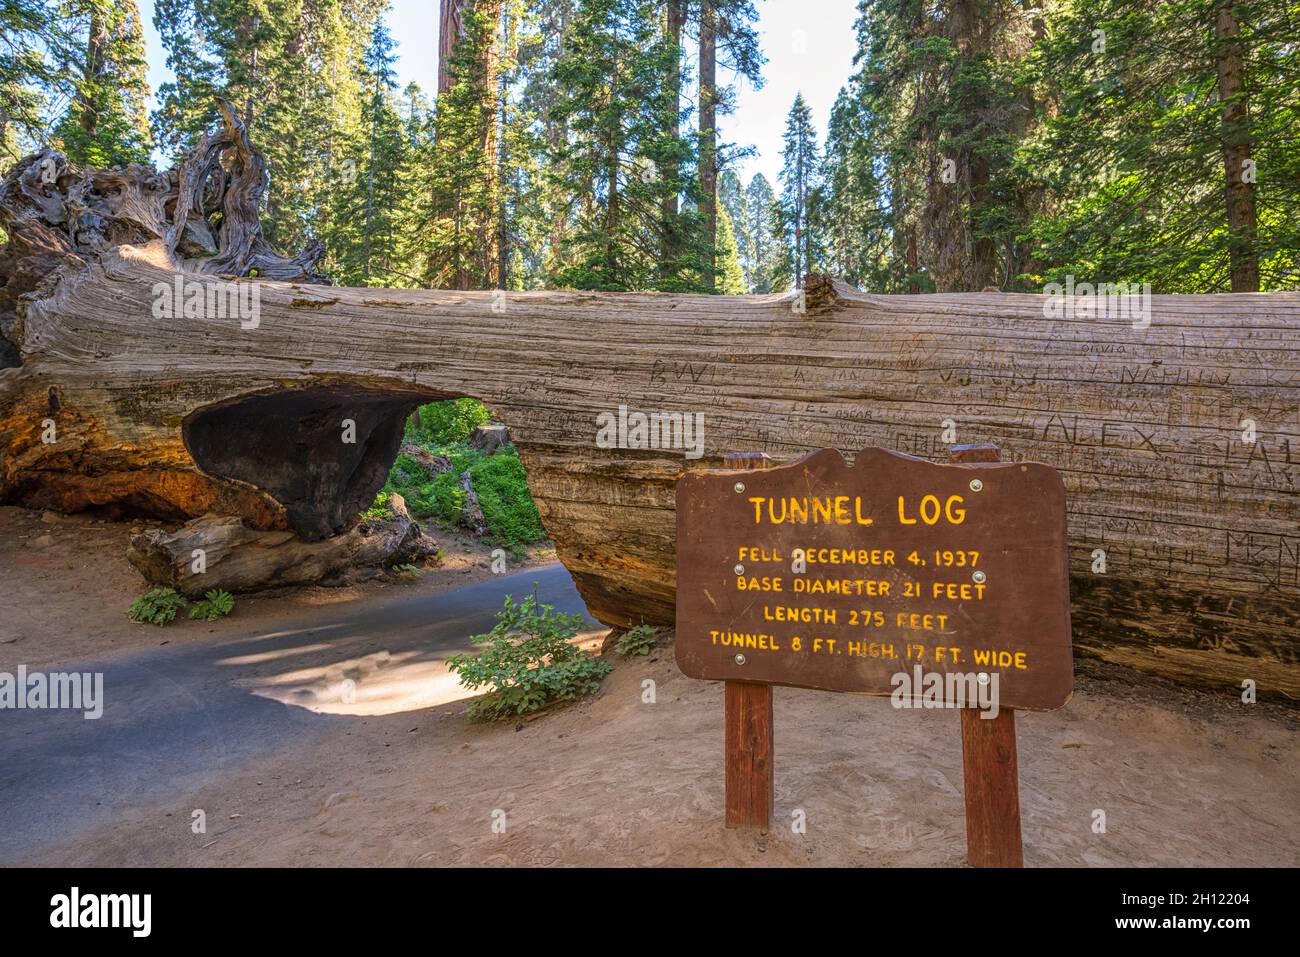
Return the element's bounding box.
[128,588,188,626]
[614,624,660,657]
[446,593,612,721]
[188,589,235,621]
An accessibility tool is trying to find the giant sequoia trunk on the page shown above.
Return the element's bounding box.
[1,104,1297,698]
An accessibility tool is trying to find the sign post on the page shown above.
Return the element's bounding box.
[948,444,1023,867]
[722,452,775,831]
[676,445,1073,863]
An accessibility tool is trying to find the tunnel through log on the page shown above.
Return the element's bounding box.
[2,99,1298,700]
[184,384,431,540]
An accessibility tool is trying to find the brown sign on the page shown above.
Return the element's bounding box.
[675,448,1073,711]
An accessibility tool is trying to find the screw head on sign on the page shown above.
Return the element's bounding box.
[734,563,745,575]
[969,478,984,492]
[734,482,745,493]
[735,654,747,665]
[973,570,987,584]
[978,673,990,685]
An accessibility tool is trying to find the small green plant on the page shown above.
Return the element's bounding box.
[447,593,611,721]
[188,589,235,621]
[359,491,392,521]
[391,562,421,577]
[614,623,660,657]
[128,588,188,626]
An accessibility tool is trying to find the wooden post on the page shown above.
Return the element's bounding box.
[723,452,774,830]
[949,444,1024,867]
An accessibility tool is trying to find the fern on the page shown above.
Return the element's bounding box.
[188,589,235,621]
[128,588,188,626]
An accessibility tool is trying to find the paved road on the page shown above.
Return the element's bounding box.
[0,563,592,864]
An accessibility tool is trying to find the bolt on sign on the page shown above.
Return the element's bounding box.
[675,447,1073,712]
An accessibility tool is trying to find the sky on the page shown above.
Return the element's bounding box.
[138,0,861,188]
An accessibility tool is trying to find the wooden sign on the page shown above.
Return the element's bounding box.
[676,447,1073,712]
[676,445,1075,865]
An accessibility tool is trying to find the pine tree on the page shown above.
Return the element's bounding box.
[423,2,506,289]
[1022,0,1298,291]
[695,0,763,291]
[835,0,1037,292]
[743,173,778,293]
[776,93,820,288]
[1,0,151,166]
[715,202,746,293]
[53,0,152,166]
[151,0,386,266]
[718,168,751,288]
[820,86,892,291]
[543,0,688,291]
[1,0,61,162]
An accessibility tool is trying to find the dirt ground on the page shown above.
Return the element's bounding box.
[0,505,552,673]
[2,505,1297,867]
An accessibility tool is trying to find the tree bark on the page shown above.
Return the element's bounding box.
[479,0,503,288]
[438,0,470,96]
[2,108,1298,699]
[126,495,438,596]
[699,0,717,291]
[1215,0,1259,292]
[659,0,685,277]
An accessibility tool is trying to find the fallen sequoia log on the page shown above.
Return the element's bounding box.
[126,493,438,596]
[1,104,1297,698]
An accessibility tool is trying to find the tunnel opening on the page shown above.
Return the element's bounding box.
[184,382,449,541]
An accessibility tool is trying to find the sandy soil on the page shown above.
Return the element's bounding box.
[3,505,1297,867]
[0,505,554,672]
[17,654,1299,868]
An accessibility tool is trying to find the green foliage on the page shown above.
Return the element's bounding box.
[743,173,779,293]
[2,0,152,166]
[359,491,393,521]
[715,204,748,295]
[373,408,546,557]
[447,593,612,720]
[776,93,823,288]
[188,589,235,621]
[466,452,546,556]
[128,588,187,626]
[405,399,491,446]
[614,624,659,657]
